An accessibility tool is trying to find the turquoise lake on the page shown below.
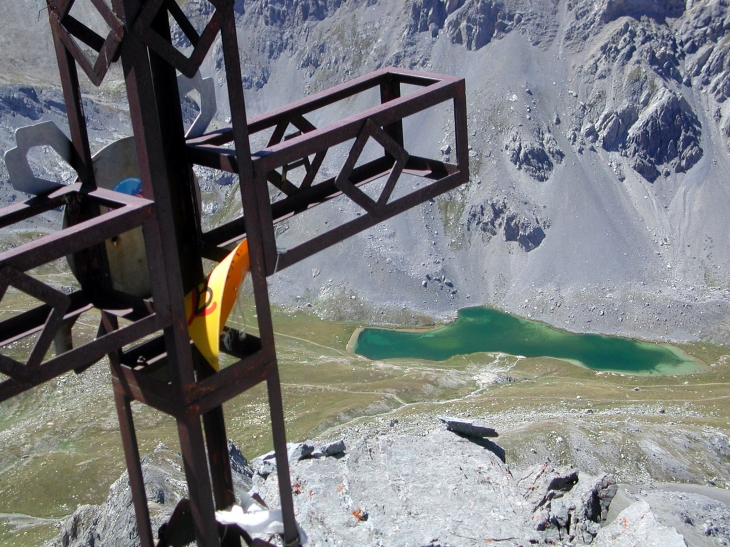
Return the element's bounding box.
[353,307,700,374]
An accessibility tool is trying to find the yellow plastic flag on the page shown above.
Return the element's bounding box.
[184,239,249,370]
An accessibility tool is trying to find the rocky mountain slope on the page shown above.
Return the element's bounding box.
[2,0,730,343]
[44,429,730,546]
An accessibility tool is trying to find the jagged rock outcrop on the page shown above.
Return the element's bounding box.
[443,0,512,50]
[46,444,194,547]
[438,415,499,437]
[466,198,550,251]
[572,13,705,181]
[503,213,548,251]
[625,89,702,181]
[466,198,507,237]
[597,0,686,23]
[504,126,564,181]
[677,0,730,79]
[252,439,346,478]
[518,463,617,544]
[0,86,43,121]
[42,428,730,546]
[616,486,730,546]
[409,0,559,49]
[45,442,254,547]
[565,0,686,49]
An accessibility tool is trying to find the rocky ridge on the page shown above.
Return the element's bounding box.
[43,425,730,547]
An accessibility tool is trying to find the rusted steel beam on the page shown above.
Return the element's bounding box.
[116,0,199,395]
[114,390,156,547]
[186,79,462,177]
[191,357,274,417]
[0,291,91,346]
[253,84,461,173]
[48,0,124,87]
[132,0,222,78]
[0,286,150,356]
[186,68,458,150]
[176,410,221,547]
[60,15,106,52]
[186,67,466,280]
[112,373,184,418]
[380,72,405,161]
[0,193,70,228]
[200,379,243,547]
[108,327,272,415]
[49,17,95,186]
[148,6,205,295]
[266,365,299,547]
[453,80,470,175]
[0,183,143,232]
[199,155,458,265]
[0,201,153,273]
[216,2,298,541]
[274,171,465,273]
[0,313,159,402]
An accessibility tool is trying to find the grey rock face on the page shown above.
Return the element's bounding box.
[515,464,617,544]
[256,430,621,546]
[288,440,315,462]
[228,439,255,490]
[593,500,687,547]
[625,89,702,182]
[504,127,564,181]
[45,443,254,547]
[597,0,686,23]
[566,0,685,48]
[444,0,507,51]
[517,462,580,512]
[252,440,344,477]
[409,0,448,38]
[574,15,704,181]
[252,450,278,478]
[46,444,191,547]
[707,432,730,460]
[503,213,547,252]
[466,199,507,237]
[45,431,730,547]
[0,86,43,121]
[466,198,550,252]
[615,484,730,546]
[408,0,561,50]
[310,438,346,458]
[677,0,730,54]
[684,30,730,104]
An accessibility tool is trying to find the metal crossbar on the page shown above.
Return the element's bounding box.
[0,0,469,545]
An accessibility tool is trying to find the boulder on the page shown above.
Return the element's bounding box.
[310,439,346,458]
[593,500,687,546]
[438,415,498,438]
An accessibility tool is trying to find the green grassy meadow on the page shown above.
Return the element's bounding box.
[0,284,729,547]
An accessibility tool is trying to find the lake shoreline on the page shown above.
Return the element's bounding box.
[350,306,706,375]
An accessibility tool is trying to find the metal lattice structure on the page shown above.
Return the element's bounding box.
[0,0,468,545]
